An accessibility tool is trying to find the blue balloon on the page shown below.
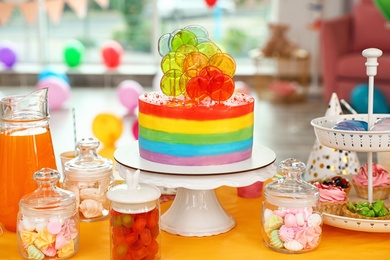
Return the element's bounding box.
[38,67,69,84]
[350,84,389,113]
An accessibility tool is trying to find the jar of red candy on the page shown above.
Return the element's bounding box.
[17,168,79,259]
[262,158,322,253]
[107,169,161,260]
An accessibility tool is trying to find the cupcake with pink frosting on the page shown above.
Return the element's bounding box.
[352,163,390,200]
[313,183,348,215]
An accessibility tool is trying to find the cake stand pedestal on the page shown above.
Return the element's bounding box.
[114,142,276,237]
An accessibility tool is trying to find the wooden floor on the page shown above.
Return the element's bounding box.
[0,85,364,172]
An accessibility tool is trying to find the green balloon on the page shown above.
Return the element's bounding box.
[63,39,85,67]
[375,0,390,21]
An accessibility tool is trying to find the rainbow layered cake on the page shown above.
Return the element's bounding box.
[138,25,255,166]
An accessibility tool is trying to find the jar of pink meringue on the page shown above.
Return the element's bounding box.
[62,137,115,222]
[262,158,322,253]
[17,168,80,259]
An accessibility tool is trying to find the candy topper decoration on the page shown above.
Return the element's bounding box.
[158,25,236,102]
[304,93,360,181]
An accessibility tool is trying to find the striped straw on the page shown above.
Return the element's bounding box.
[72,108,77,153]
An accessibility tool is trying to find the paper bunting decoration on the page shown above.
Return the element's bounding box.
[18,1,39,25]
[0,2,14,26]
[303,93,361,181]
[0,0,110,27]
[45,0,65,24]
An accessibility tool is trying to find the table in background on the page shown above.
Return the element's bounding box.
[1,186,388,259]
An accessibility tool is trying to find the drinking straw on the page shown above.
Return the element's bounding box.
[72,107,77,154]
[340,99,357,114]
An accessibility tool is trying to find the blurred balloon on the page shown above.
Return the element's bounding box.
[117,80,144,114]
[92,113,123,147]
[205,0,218,8]
[38,67,69,83]
[36,76,70,110]
[101,40,123,69]
[132,120,138,140]
[63,39,85,68]
[0,44,17,69]
[375,0,390,21]
[350,84,389,113]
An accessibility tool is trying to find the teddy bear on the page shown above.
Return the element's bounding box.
[261,23,299,57]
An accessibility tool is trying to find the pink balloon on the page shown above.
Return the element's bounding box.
[36,76,70,110]
[117,80,143,113]
[132,120,138,140]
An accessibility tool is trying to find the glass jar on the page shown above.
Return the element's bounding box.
[107,169,161,260]
[262,158,322,253]
[62,137,115,222]
[17,168,79,260]
[0,88,57,232]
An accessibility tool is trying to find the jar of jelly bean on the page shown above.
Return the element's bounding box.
[262,158,322,253]
[62,137,115,222]
[107,169,161,260]
[17,168,80,259]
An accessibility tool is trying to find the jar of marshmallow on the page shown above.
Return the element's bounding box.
[62,137,115,222]
[262,158,322,253]
[17,168,79,259]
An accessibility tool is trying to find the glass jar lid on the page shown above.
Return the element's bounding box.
[19,168,77,217]
[107,169,161,214]
[65,137,113,180]
[264,158,319,208]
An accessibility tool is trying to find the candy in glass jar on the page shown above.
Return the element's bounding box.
[62,137,115,222]
[17,168,79,259]
[262,158,322,253]
[107,169,161,260]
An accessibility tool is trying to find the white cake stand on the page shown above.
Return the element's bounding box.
[114,142,276,237]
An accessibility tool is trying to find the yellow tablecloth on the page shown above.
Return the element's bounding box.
[1,186,389,259]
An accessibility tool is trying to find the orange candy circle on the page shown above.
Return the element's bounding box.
[186,76,209,101]
[208,74,235,101]
[183,52,208,73]
[208,53,236,77]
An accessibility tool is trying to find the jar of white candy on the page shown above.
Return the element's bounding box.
[17,168,79,259]
[62,137,115,222]
[262,158,322,253]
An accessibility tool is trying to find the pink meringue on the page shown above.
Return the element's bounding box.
[284,213,297,227]
[353,163,390,187]
[294,226,322,249]
[41,245,56,257]
[278,225,295,243]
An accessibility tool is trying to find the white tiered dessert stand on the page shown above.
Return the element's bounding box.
[114,142,276,237]
[312,48,390,232]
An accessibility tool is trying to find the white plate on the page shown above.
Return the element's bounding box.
[323,213,390,233]
[114,141,276,175]
[321,176,390,233]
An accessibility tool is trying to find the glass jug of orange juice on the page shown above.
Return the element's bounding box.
[0,88,57,232]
